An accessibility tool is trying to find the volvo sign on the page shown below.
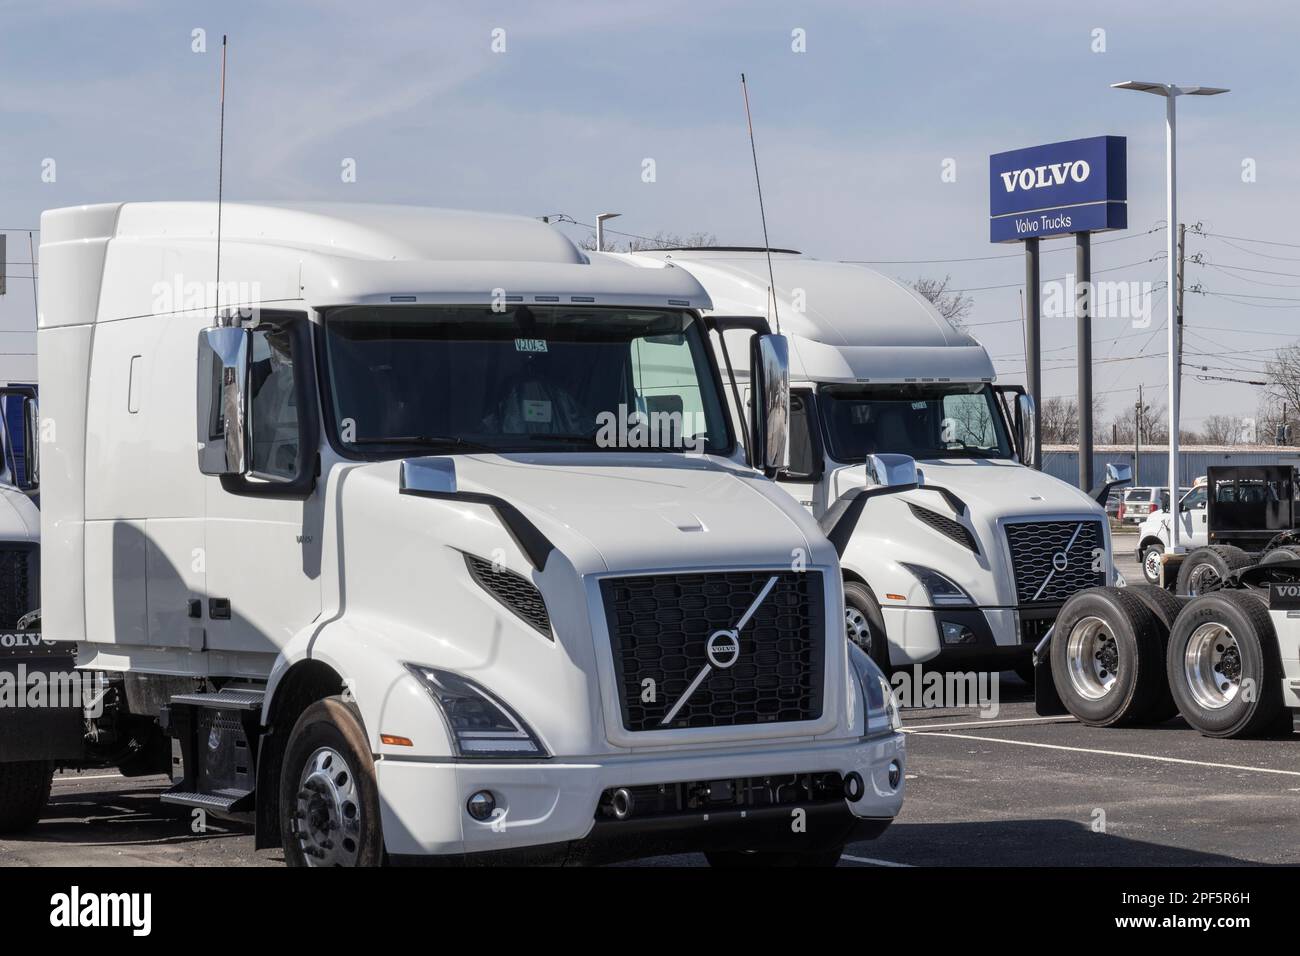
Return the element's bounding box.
[989,135,1127,242]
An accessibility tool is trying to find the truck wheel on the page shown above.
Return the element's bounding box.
[844,582,890,672]
[1166,591,1286,738]
[1140,543,1164,585]
[1259,547,1299,566]
[0,760,53,832]
[1121,585,1186,722]
[280,697,384,867]
[1049,588,1167,727]
[1175,545,1251,596]
[705,846,844,867]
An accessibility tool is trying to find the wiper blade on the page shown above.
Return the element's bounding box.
[521,431,602,446]
[350,435,497,453]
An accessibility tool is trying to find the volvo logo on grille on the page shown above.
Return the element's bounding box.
[705,629,741,669]
[659,575,780,726]
[1052,551,1070,572]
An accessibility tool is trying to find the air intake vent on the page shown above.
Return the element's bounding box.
[464,554,552,637]
[908,503,978,554]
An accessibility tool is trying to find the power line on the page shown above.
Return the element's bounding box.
[840,223,1166,266]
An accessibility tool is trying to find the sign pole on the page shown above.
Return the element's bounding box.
[1024,236,1042,470]
[1076,231,1093,489]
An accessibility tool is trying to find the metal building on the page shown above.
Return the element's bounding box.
[1041,444,1300,490]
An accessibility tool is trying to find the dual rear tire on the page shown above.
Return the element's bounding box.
[1051,585,1286,738]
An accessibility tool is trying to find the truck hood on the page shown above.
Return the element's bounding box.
[910,458,1105,518]
[357,452,830,576]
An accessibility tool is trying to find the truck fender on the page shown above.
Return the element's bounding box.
[263,616,455,759]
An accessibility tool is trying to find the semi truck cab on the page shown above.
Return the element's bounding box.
[629,249,1120,679]
[0,203,905,867]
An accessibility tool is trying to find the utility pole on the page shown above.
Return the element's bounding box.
[1134,383,1143,485]
[1176,223,1186,390]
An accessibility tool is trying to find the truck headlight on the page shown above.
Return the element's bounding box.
[900,563,974,607]
[404,664,548,758]
[848,644,902,738]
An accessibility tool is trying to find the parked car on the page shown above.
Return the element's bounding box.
[1118,486,1166,524]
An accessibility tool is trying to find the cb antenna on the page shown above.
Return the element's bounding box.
[740,73,780,335]
[215,34,228,319]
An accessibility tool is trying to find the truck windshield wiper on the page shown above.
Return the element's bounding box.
[350,435,498,453]
[522,431,603,446]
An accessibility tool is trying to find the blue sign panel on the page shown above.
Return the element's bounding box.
[989,135,1126,243]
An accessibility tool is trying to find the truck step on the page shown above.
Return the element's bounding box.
[169,689,264,711]
[160,787,254,813]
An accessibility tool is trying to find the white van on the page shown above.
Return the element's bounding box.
[628,249,1121,680]
[1,203,904,866]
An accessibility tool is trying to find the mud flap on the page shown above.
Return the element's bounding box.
[1031,627,1067,716]
[0,639,86,763]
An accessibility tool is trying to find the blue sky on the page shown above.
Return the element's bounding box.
[1,0,1296,432]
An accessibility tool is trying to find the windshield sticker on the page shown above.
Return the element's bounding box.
[515,338,548,353]
[523,400,553,424]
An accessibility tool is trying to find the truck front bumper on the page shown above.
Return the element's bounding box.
[882,605,1055,668]
[377,732,904,863]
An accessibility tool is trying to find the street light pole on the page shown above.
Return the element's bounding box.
[1111,80,1229,553]
[595,212,621,252]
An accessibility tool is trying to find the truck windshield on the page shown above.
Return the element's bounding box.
[321,305,731,455]
[819,383,1013,461]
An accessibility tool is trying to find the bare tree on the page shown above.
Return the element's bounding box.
[910,275,974,331]
[1039,395,1108,444]
[579,230,719,253]
[1110,397,1167,444]
[1200,414,1249,446]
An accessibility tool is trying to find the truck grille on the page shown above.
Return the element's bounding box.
[0,545,37,630]
[1005,520,1105,605]
[599,570,825,732]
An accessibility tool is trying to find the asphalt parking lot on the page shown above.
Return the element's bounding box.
[3,533,1296,867]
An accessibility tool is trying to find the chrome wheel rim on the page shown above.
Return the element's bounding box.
[1065,615,1119,701]
[845,607,873,654]
[1183,623,1242,710]
[292,746,362,866]
[1143,548,1162,582]
[1186,563,1222,596]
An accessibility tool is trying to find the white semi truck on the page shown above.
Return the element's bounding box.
[0,202,904,866]
[627,248,1125,681]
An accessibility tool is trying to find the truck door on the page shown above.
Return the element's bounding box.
[203,313,323,655]
[1182,485,1208,546]
[774,390,824,516]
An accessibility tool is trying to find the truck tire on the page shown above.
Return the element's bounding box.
[1175,545,1252,596]
[0,760,53,832]
[280,697,384,867]
[1121,585,1186,722]
[1259,547,1299,566]
[1140,542,1164,585]
[706,846,844,867]
[1166,591,1286,738]
[844,581,890,672]
[1049,587,1167,727]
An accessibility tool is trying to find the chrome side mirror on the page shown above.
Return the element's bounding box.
[1016,393,1037,468]
[754,334,790,476]
[0,388,39,492]
[1105,462,1132,485]
[22,397,38,489]
[197,326,250,476]
[865,453,919,489]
